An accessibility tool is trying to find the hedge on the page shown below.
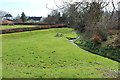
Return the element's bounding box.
[0,24,68,34]
[1,22,53,25]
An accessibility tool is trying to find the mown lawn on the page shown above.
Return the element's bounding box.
[1,25,39,29]
[0,35,2,79]
[2,28,118,78]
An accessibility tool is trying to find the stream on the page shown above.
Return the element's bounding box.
[69,36,80,47]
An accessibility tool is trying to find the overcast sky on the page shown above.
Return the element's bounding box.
[0,0,119,17]
[0,0,57,17]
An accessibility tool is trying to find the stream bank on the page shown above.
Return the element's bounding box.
[68,36,80,47]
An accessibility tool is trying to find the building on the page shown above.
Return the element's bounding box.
[3,13,14,21]
[27,17,42,23]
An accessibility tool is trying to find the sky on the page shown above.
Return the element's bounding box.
[0,0,57,17]
[0,0,119,17]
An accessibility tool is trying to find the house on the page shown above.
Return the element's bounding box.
[3,13,14,21]
[27,17,42,23]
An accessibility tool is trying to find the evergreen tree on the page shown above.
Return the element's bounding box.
[20,12,27,22]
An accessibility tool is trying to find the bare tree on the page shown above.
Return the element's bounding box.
[0,10,7,21]
[43,10,61,24]
[53,0,119,32]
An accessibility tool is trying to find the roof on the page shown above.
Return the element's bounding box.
[28,17,42,21]
[4,14,12,17]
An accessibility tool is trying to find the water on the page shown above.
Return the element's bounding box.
[69,36,80,47]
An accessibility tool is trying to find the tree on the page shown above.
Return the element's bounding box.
[14,14,22,23]
[0,10,7,21]
[20,12,27,22]
[84,2,103,33]
[43,10,61,24]
[60,3,85,32]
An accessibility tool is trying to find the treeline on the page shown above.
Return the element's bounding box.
[44,2,119,32]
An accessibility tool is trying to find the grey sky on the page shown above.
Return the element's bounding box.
[0,0,119,17]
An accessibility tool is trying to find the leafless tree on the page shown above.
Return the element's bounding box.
[52,0,119,36]
[0,10,7,21]
[43,10,61,24]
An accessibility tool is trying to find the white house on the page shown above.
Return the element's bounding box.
[3,13,14,21]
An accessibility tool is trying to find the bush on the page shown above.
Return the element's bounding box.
[55,33,63,37]
[113,34,120,47]
[91,35,102,46]
[74,39,120,62]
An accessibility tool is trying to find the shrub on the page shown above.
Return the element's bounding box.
[112,34,120,47]
[74,39,120,62]
[55,33,63,37]
[91,35,102,46]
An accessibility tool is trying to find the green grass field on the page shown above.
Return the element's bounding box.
[2,28,118,78]
[1,25,39,29]
[0,35,2,79]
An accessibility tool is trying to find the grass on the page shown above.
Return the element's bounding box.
[2,28,118,78]
[1,25,39,29]
[0,35,2,79]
